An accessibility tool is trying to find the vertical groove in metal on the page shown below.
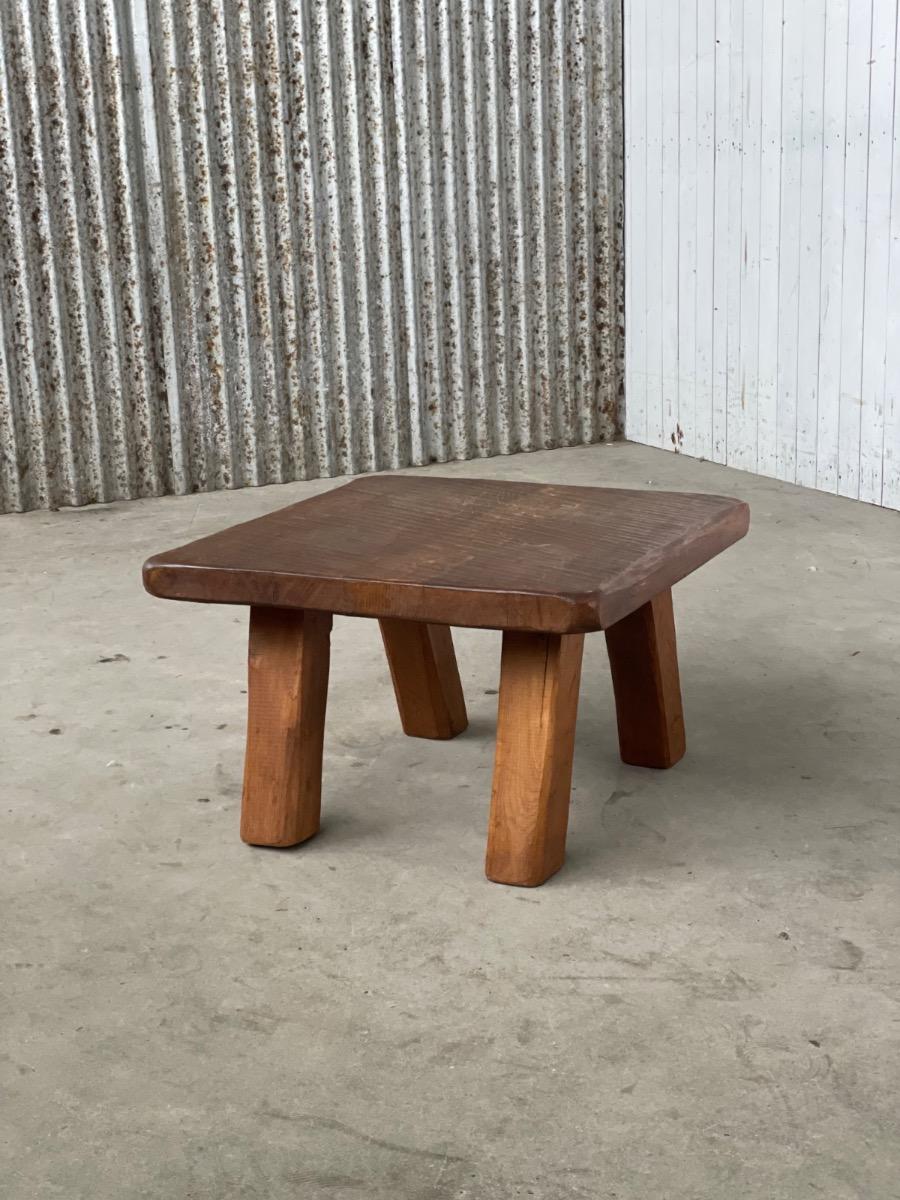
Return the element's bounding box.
[0,12,40,509]
[281,0,329,477]
[457,4,489,457]
[592,0,625,437]
[481,0,512,457]
[435,0,467,459]
[0,0,623,514]
[360,0,401,470]
[548,0,574,446]
[569,0,594,447]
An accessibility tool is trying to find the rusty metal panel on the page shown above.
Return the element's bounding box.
[0,0,623,514]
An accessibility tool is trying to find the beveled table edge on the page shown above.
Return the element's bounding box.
[143,483,750,634]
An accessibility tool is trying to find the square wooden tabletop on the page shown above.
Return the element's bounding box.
[143,475,749,633]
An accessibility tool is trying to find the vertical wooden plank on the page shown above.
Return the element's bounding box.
[795,0,827,488]
[677,0,697,458]
[882,4,900,511]
[733,0,762,473]
[724,0,744,469]
[661,1,681,449]
[838,1,874,498]
[775,0,804,482]
[858,0,898,503]
[645,0,665,447]
[695,0,716,460]
[816,0,851,494]
[756,0,784,478]
[624,0,649,444]
[712,0,732,462]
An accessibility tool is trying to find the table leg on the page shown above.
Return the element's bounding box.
[485,631,584,886]
[379,619,467,739]
[240,607,332,847]
[604,588,686,768]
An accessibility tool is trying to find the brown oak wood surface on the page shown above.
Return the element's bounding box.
[485,631,585,886]
[604,588,686,768]
[379,619,468,738]
[143,476,749,634]
[240,607,331,847]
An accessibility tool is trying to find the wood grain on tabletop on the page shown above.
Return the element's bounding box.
[143,475,749,633]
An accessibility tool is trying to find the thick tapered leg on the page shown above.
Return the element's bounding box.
[379,619,467,739]
[240,607,332,847]
[604,588,685,768]
[485,631,584,886]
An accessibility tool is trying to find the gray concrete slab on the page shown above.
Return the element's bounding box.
[2,443,899,1199]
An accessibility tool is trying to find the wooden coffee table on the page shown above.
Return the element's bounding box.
[144,475,748,886]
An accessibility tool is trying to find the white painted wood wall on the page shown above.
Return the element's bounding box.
[624,0,900,510]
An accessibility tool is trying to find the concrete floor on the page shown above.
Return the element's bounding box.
[2,442,899,1199]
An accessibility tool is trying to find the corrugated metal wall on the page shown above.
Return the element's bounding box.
[0,0,623,514]
[624,0,900,511]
